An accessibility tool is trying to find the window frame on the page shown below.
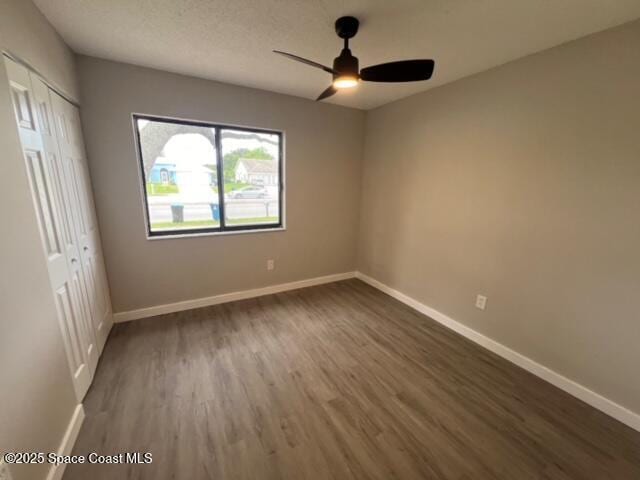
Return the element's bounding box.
[132,113,285,239]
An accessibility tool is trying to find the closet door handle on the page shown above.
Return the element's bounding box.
[83,246,89,252]
[71,258,78,263]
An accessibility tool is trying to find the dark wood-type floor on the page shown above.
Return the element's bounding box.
[65,279,640,480]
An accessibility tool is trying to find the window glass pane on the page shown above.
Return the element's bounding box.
[137,118,220,234]
[221,129,280,227]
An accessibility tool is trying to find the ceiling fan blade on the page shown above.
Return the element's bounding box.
[316,85,337,101]
[273,50,337,75]
[360,59,434,82]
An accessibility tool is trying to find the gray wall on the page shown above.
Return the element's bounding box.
[0,0,78,101]
[358,19,640,414]
[0,1,79,479]
[76,56,365,313]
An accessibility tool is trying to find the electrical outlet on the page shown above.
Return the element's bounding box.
[0,459,13,480]
[267,259,275,271]
[475,294,488,311]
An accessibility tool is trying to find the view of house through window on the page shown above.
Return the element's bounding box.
[135,115,282,236]
[221,128,281,227]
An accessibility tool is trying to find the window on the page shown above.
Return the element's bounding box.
[133,115,283,237]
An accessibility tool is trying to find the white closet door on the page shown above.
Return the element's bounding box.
[72,104,113,350]
[33,77,100,374]
[70,101,113,350]
[51,93,113,351]
[4,58,94,401]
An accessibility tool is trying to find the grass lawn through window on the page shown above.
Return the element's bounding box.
[146,183,179,195]
[147,182,251,197]
[150,217,279,231]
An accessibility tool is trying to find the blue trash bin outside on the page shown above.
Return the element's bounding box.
[210,203,220,221]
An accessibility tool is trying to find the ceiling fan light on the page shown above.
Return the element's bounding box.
[333,75,358,89]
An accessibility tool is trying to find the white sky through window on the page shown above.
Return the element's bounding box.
[138,119,279,163]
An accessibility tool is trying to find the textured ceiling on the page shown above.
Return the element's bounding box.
[34,0,640,110]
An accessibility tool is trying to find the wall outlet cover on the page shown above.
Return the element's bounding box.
[267,259,275,271]
[476,295,488,310]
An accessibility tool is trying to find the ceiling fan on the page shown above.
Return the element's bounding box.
[274,16,435,101]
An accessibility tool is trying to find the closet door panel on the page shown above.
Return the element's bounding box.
[51,93,112,351]
[71,105,113,338]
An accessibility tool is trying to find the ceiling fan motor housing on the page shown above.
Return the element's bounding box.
[333,49,359,78]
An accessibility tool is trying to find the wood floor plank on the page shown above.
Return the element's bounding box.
[65,279,640,480]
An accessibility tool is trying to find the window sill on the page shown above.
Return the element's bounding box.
[146,226,286,241]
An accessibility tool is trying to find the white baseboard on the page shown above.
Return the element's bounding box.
[46,404,85,480]
[355,271,640,433]
[113,271,357,323]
